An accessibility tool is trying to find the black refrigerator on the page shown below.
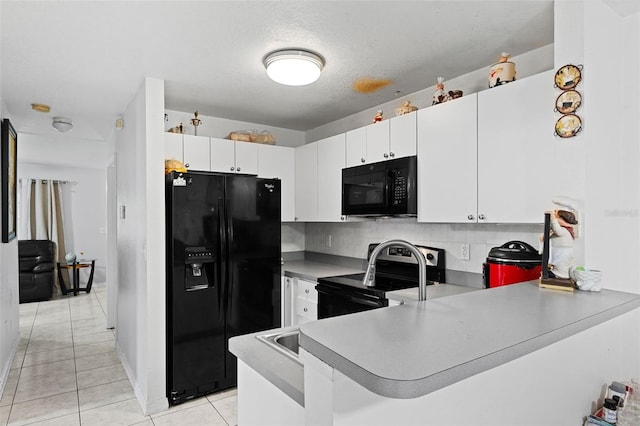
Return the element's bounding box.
[165,170,281,405]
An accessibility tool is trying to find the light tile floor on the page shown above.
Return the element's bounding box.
[0,286,238,425]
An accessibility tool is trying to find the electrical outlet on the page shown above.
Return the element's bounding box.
[325,234,332,248]
[460,244,470,261]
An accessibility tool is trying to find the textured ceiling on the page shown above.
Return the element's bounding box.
[1,1,554,141]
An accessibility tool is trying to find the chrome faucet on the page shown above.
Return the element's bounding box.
[363,240,428,301]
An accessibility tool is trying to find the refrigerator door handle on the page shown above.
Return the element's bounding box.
[226,199,233,312]
[218,197,227,314]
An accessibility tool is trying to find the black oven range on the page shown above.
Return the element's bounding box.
[316,243,446,319]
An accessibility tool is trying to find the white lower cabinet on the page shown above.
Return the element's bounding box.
[237,360,304,426]
[293,278,318,325]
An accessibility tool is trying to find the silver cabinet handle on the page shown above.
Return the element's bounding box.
[383,153,389,158]
[303,307,308,312]
[389,152,395,158]
[467,215,474,221]
[305,289,309,294]
[341,216,345,221]
[479,214,486,220]
[230,166,235,171]
[360,157,365,163]
[237,167,241,172]
[185,163,190,168]
[294,217,298,221]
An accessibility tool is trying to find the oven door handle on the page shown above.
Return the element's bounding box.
[316,287,385,308]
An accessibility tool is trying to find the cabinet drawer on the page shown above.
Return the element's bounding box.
[296,296,317,320]
[297,279,318,302]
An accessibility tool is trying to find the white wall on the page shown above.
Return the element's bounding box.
[17,133,112,169]
[115,78,167,415]
[0,36,21,407]
[578,1,639,293]
[164,109,305,148]
[17,163,107,284]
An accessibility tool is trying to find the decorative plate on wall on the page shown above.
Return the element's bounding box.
[554,64,583,90]
[555,90,582,114]
[555,114,582,138]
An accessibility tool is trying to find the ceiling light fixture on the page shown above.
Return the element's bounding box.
[52,117,73,132]
[263,49,324,86]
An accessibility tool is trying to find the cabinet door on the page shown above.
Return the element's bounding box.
[317,134,346,222]
[478,70,561,223]
[345,127,367,167]
[294,142,318,222]
[366,120,390,163]
[210,138,236,173]
[164,133,183,162]
[417,95,478,223]
[258,145,295,222]
[389,112,417,159]
[183,135,211,171]
[235,141,258,175]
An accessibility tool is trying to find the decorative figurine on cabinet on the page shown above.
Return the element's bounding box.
[395,100,418,116]
[373,110,384,123]
[489,52,517,88]
[432,77,447,105]
[190,111,202,136]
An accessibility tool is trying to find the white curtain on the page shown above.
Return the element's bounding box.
[17,178,68,294]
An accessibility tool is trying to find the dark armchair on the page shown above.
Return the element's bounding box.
[18,240,56,303]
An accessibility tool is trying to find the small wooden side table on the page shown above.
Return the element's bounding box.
[57,259,96,296]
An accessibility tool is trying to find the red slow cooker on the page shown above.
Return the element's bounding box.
[483,241,542,288]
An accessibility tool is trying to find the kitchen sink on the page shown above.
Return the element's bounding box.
[256,329,302,365]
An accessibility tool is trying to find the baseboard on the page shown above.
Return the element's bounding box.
[116,341,168,416]
[0,331,20,398]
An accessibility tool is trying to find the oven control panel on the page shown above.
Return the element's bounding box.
[367,243,442,268]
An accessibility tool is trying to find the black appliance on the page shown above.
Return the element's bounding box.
[316,243,445,319]
[342,155,417,217]
[165,171,281,405]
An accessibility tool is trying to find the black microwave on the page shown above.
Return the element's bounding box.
[342,155,417,217]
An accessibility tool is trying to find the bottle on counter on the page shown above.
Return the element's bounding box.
[603,398,618,423]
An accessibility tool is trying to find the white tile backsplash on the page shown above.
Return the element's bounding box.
[304,220,541,274]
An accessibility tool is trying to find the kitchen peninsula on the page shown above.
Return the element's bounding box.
[231,281,640,425]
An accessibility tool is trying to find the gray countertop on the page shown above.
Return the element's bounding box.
[283,259,363,282]
[299,281,640,399]
[386,283,479,303]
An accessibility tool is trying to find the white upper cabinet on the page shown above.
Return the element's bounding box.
[210,138,258,175]
[210,138,236,172]
[258,145,295,222]
[417,95,478,223]
[345,126,367,167]
[345,114,416,167]
[317,134,346,222]
[365,120,390,163]
[164,133,183,162]
[234,141,259,175]
[477,70,560,223]
[294,142,319,222]
[183,135,211,171]
[389,112,417,160]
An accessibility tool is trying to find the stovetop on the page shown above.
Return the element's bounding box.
[316,243,446,298]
